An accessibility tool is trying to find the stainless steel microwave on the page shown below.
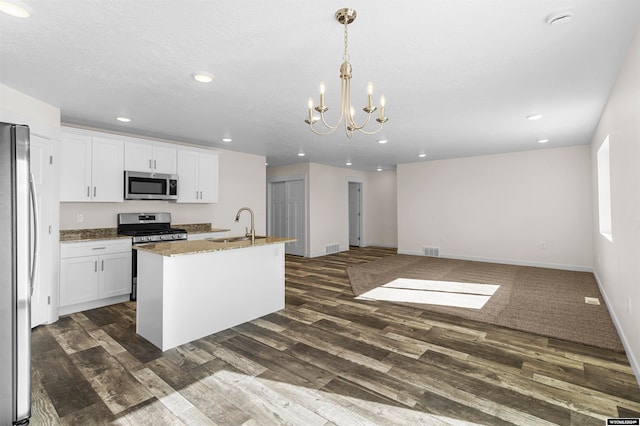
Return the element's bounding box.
[124,171,178,200]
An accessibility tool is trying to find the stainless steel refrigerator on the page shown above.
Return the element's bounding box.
[1,122,37,425]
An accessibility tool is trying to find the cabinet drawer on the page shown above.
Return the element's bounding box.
[61,238,132,258]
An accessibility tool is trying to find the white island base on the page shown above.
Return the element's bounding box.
[136,242,285,351]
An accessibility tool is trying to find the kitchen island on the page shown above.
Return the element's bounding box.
[134,236,295,351]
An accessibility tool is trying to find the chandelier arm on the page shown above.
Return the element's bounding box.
[347,109,374,131]
[350,121,386,135]
[318,105,344,130]
[307,123,340,136]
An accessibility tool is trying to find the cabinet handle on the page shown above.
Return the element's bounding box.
[94,260,97,272]
[199,191,203,199]
[101,260,104,271]
[92,247,106,250]
[87,186,90,197]
[154,160,157,169]
[93,186,97,197]
[196,190,199,199]
[149,159,152,169]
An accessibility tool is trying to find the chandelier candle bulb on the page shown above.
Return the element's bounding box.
[307,98,314,123]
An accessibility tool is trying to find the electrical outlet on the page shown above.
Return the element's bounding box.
[76,213,84,223]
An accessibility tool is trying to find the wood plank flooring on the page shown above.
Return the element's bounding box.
[31,247,640,425]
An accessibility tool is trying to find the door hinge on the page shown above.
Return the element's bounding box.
[49,155,53,165]
[47,296,51,305]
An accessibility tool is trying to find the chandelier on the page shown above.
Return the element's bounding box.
[305,8,388,139]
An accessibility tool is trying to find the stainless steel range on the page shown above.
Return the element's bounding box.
[117,212,187,300]
[117,212,187,244]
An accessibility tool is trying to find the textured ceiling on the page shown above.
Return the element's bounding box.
[1,0,639,170]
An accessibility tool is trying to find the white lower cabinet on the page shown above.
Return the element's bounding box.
[59,239,132,315]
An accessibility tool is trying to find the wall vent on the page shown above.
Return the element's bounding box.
[325,243,340,254]
[423,246,440,257]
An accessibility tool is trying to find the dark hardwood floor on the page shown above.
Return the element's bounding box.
[31,247,640,425]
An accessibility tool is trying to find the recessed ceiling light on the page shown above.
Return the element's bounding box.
[0,0,33,18]
[547,10,574,26]
[116,117,131,123]
[537,138,550,144]
[298,152,305,157]
[527,114,543,121]
[346,161,352,166]
[221,138,232,143]
[378,139,388,144]
[376,167,383,172]
[418,153,427,158]
[192,72,213,83]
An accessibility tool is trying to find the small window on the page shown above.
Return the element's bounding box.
[597,135,612,242]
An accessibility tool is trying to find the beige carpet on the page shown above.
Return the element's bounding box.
[347,255,624,352]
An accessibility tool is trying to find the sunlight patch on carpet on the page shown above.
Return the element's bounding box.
[356,278,500,309]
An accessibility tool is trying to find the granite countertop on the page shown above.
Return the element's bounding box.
[60,228,130,243]
[174,224,230,234]
[60,223,230,243]
[133,237,296,257]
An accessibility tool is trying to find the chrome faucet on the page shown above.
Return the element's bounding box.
[235,207,255,244]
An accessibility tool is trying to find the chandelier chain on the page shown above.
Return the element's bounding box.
[343,21,350,62]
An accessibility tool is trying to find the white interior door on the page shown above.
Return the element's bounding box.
[29,135,51,327]
[269,179,306,256]
[285,180,305,256]
[348,182,362,246]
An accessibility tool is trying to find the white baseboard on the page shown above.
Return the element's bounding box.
[397,250,592,272]
[592,269,640,386]
[308,246,349,258]
[361,243,398,249]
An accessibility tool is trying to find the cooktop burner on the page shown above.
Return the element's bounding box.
[117,212,188,244]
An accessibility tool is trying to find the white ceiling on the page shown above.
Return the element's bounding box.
[1,1,639,171]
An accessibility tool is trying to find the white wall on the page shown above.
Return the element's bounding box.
[267,163,398,257]
[365,170,398,247]
[397,145,593,270]
[59,134,267,236]
[590,27,640,381]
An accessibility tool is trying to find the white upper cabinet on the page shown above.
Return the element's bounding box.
[176,148,219,203]
[124,138,177,174]
[60,131,124,202]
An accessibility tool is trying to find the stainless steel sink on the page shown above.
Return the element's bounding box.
[207,235,267,243]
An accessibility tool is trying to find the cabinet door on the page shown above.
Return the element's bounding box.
[92,137,124,202]
[124,140,153,172]
[198,153,219,203]
[176,149,199,203]
[152,144,177,174]
[60,256,99,306]
[60,133,92,202]
[99,252,132,298]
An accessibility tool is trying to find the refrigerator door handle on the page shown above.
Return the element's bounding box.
[29,173,39,296]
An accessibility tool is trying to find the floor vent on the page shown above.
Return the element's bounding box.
[326,244,340,254]
[423,246,440,257]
